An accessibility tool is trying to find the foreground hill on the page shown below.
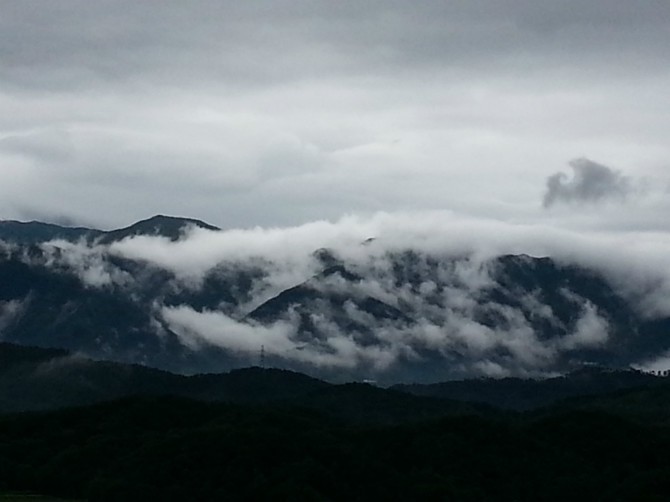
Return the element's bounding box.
[5,342,670,420]
[2,395,670,501]
[0,343,487,422]
[5,345,670,500]
[0,342,325,412]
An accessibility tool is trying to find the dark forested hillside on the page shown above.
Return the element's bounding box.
[394,366,668,410]
[2,396,670,501]
[0,343,487,421]
[4,343,670,500]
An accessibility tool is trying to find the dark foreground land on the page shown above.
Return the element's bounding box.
[3,343,670,501]
[0,494,79,501]
[2,394,670,502]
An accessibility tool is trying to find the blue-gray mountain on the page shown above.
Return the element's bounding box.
[0,215,668,384]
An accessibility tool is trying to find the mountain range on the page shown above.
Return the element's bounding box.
[4,341,670,420]
[1,214,669,384]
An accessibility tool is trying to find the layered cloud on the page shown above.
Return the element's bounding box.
[1,2,669,231]
[101,211,670,311]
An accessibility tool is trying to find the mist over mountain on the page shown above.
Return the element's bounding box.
[2,213,670,384]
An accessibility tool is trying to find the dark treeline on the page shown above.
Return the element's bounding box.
[2,396,670,501]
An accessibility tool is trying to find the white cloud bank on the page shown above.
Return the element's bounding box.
[103,211,670,317]
[13,210,665,379]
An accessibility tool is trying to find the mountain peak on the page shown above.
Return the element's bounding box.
[97,215,220,244]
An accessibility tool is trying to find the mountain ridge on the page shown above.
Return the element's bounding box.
[2,341,668,417]
[1,215,670,383]
[0,214,220,245]
[0,341,491,421]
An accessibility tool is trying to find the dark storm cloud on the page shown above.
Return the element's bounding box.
[543,158,632,207]
[2,0,669,91]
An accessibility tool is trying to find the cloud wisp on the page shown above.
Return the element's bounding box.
[543,158,632,208]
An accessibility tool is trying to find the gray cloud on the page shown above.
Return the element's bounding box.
[2,1,669,90]
[543,158,632,208]
[1,1,669,231]
[0,0,670,243]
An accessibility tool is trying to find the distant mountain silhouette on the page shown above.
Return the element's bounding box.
[0,220,101,244]
[393,366,667,410]
[0,214,219,245]
[0,342,488,422]
[96,214,220,244]
[0,342,328,413]
[4,342,670,424]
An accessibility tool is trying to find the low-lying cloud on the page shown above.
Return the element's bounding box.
[6,210,670,380]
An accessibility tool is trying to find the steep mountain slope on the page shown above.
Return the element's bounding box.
[247,264,410,346]
[0,253,194,372]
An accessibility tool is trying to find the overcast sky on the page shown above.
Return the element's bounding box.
[1,1,669,232]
